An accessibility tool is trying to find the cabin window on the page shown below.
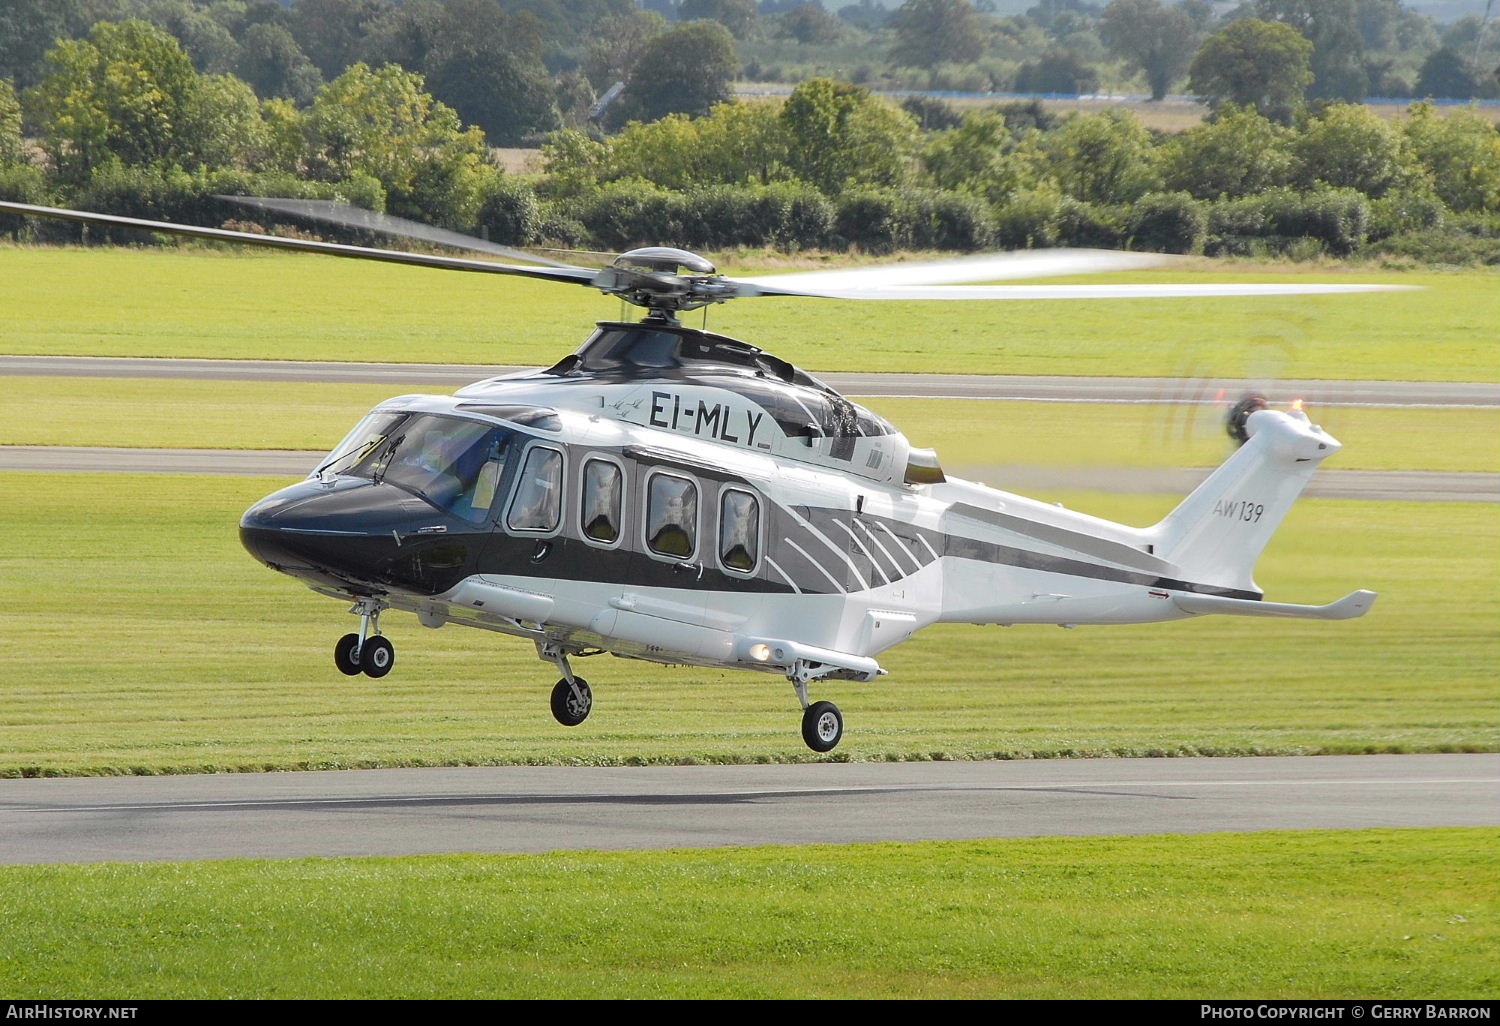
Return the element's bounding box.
[645,473,697,559]
[718,489,760,574]
[581,458,623,545]
[506,446,563,533]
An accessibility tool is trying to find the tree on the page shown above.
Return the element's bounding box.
[1188,18,1313,124]
[921,110,1032,204]
[1041,109,1160,205]
[616,20,739,124]
[146,0,243,74]
[27,19,202,179]
[888,0,985,69]
[236,23,324,103]
[0,0,128,89]
[1098,0,1199,101]
[1013,49,1099,94]
[425,37,561,146]
[1160,103,1292,199]
[778,78,919,193]
[290,0,395,78]
[1401,103,1500,213]
[583,8,666,92]
[679,0,758,38]
[180,72,270,170]
[1252,0,1367,101]
[1292,103,1418,199]
[302,62,492,225]
[780,4,842,45]
[0,80,27,166]
[1415,48,1491,101]
[360,0,448,72]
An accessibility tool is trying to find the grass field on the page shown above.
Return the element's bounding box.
[6,376,1495,473]
[1,246,1495,380]
[0,473,1493,775]
[1,828,1493,998]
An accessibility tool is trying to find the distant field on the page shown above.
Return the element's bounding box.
[0,473,1492,775]
[3,376,1497,473]
[1,828,1494,998]
[1,246,1493,381]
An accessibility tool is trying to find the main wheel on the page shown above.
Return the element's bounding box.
[360,635,395,679]
[334,633,363,676]
[802,701,843,753]
[550,677,592,726]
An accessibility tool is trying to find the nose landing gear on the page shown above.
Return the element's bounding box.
[334,598,395,678]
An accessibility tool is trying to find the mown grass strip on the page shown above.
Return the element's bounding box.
[0,474,1493,775]
[4,377,1496,473]
[0,828,1493,999]
[1,247,1494,380]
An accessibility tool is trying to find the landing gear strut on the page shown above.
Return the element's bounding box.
[790,665,843,753]
[334,598,394,679]
[541,641,592,726]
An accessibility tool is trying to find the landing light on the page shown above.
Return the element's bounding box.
[1290,398,1305,412]
[748,643,772,662]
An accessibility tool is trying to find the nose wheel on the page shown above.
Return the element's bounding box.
[334,598,394,678]
[334,633,362,675]
[333,633,396,678]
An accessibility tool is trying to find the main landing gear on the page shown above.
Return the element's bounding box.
[541,641,592,727]
[790,666,843,753]
[334,598,394,679]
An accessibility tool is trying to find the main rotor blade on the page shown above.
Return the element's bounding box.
[0,201,600,287]
[220,196,587,270]
[734,282,1422,301]
[731,248,1173,295]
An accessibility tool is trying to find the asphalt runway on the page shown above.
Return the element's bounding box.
[4,355,1498,407]
[1,754,1492,865]
[1,446,1494,501]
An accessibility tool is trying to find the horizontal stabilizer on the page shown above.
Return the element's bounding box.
[1172,589,1378,621]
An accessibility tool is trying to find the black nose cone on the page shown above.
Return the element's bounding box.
[240,479,479,594]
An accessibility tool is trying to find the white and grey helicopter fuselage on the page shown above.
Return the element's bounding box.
[240,318,1375,751]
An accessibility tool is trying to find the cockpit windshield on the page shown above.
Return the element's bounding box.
[318,412,516,523]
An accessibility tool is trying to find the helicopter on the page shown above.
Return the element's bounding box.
[0,198,1390,752]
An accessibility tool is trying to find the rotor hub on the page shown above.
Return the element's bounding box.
[591,247,739,314]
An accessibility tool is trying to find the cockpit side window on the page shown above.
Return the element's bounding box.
[581,458,624,546]
[507,446,564,533]
[645,472,697,559]
[718,488,760,574]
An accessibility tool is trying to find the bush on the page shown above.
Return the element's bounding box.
[1053,198,1124,249]
[991,190,1061,249]
[1367,187,1446,243]
[833,189,915,254]
[758,182,834,250]
[476,175,541,246]
[1366,228,1500,266]
[0,164,51,240]
[1262,187,1368,257]
[904,190,996,252]
[1127,192,1206,254]
[575,180,683,251]
[1206,187,1368,257]
[534,206,589,249]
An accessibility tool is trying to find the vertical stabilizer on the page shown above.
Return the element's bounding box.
[1148,409,1341,593]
